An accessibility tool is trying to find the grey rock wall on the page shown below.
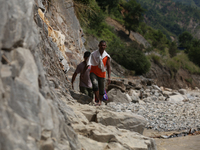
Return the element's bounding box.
[0,0,39,50]
[0,0,82,149]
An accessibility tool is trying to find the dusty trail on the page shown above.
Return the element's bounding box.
[144,129,200,150]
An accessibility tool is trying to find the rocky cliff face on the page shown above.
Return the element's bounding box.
[1,0,82,149]
[0,0,156,150]
[145,62,200,89]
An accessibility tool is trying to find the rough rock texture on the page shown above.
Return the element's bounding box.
[74,122,156,150]
[97,110,147,134]
[107,88,132,103]
[0,0,39,50]
[131,32,151,48]
[107,85,200,132]
[68,103,156,150]
[0,0,82,149]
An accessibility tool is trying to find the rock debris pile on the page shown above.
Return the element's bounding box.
[107,79,200,132]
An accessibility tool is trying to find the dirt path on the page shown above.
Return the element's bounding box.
[144,129,200,150]
[155,135,200,150]
[105,17,136,43]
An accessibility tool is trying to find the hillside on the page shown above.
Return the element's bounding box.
[102,17,200,89]
[172,0,200,8]
[76,0,200,89]
[136,0,200,40]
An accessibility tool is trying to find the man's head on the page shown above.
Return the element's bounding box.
[84,51,91,61]
[99,40,107,51]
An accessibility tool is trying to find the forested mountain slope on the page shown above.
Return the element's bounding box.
[136,0,200,39]
[172,0,200,8]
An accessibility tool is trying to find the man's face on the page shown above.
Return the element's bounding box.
[84,56,89,62]
[99,42,107,51]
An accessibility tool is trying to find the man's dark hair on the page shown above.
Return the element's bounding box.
[99,40,106,45]
[84,51,91,58]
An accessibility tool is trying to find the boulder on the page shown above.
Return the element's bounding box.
[179,89,187,95]
[78,135,109,150]
[69,104,97,123]
[152,85,162,92]
[107,84,126,92]
[128,89,140,103]
[107,88,132,103]
[107,80,126,92]
[73,122,156,150]
[135,84,143,90]
[70,90,93,104]
[97,110,147,134]
[165,88,172,92]
[162,91,173,97]
[168,95,188,103]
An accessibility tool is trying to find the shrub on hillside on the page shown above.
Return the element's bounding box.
[107,39,151,75]
[166,52,200,74]
[188,47,200,67]
[74,0,90,4]
[124,47,150,75]
[89,10,105,31]
[151,54,161,65]
[178,31,193,53]
[168,41,177,58]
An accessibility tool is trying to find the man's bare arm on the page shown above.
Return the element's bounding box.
[107,57,111,84]
[71,72,77,89]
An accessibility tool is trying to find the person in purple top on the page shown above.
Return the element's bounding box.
[71,51,93,98]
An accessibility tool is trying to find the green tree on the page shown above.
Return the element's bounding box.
[188,47,200,67]
[74,0,90,5]
[107,38,150,75]
[89,9,105,30]
[168,41,177,58]
[125,45,151,75]
[192,38,200,47]
[178,31,193,52]
[107,37,125,59]
[123,0,145,36]
[96,0,120,14]
[188,39,200,67]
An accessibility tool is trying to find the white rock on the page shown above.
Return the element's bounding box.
[97,110,147,134]
[168,95,187,103]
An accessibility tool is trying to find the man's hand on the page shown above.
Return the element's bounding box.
[71,83,74,90]
[106,58,111,85]
[71,72,77,90]
[107,78,111,85]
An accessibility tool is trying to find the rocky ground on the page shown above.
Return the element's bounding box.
[1,0,199,149]
[102,79,200,150]
[69,76,200,150]
[107,85,200,132]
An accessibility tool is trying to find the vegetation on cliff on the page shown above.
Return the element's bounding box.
[172,0,200,8]
[73,0,200,76]
[136,0,200,39]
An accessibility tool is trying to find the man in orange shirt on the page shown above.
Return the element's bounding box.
[87,40,111,105]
